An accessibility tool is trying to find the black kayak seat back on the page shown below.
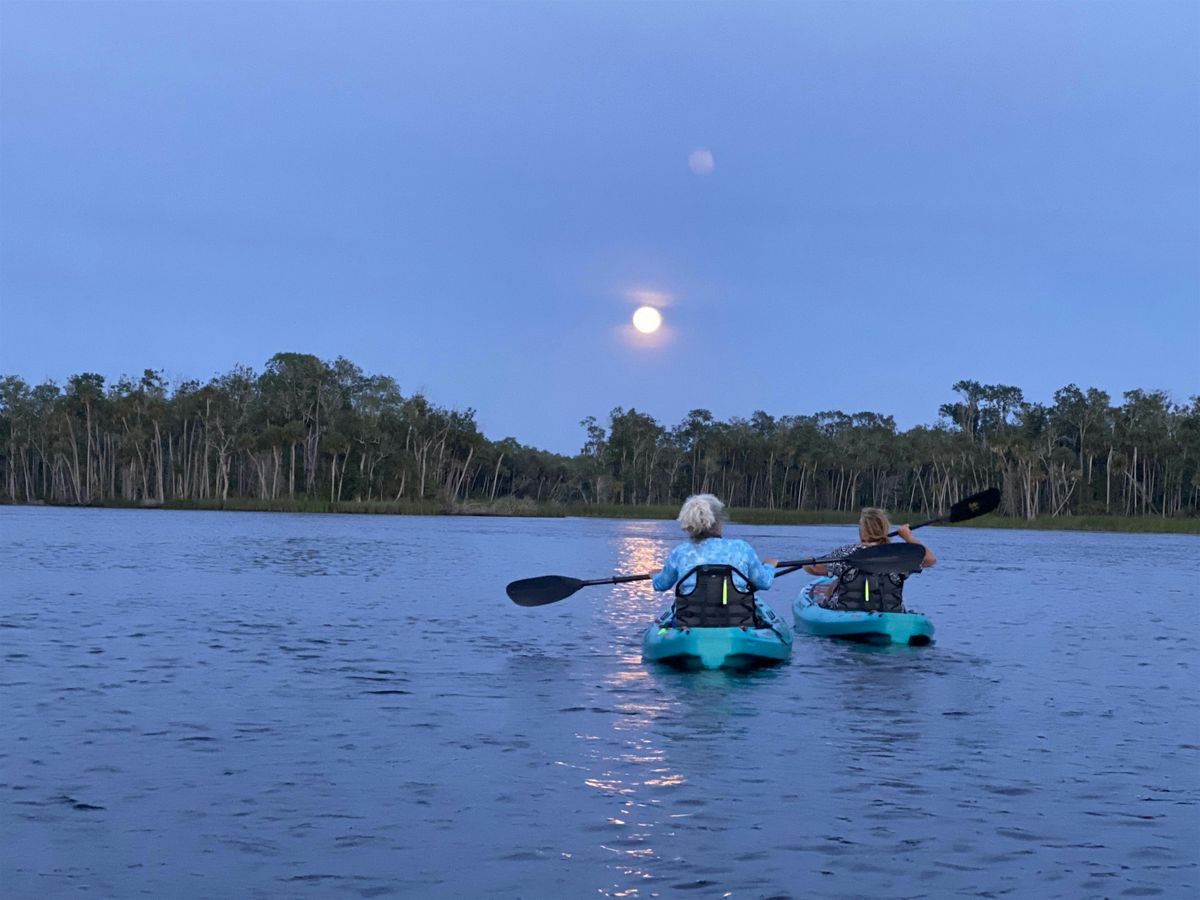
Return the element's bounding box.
[833,568,906,612]
[673,564,758,628]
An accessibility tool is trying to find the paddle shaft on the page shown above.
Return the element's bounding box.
[887,487,1000,536]
[508,516,941,605]
[774,541,928,579]
[776,488,999,574]
[887,515,942,537]
[596,544,924,588]
[774,550,895,579]
[582,549,912,586]
[579,573,653,587]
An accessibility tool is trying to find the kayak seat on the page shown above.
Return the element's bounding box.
[673,565,759,629]
[829,569,906,612]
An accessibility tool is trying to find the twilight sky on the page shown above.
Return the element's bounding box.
[1,0,1197,454]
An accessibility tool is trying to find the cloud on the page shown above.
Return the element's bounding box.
[627,288,672,307]
[688,148,715,175]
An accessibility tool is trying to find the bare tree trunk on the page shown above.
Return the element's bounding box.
[454,447,474,501]
[64,415,83,503]
[84,403,93,502]
[490,452,504,501]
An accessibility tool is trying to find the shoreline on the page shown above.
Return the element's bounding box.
[4,498,1197,535]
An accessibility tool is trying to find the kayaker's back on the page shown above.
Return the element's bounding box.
[673,564,758,628]
[653,536,774,594]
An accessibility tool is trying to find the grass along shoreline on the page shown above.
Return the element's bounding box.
[8,497,1198,534]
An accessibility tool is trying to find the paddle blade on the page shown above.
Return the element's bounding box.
[845,542,926,574]
[506,575,585,607]
[948,487,1001,523]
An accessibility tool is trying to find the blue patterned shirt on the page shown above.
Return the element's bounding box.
[652,537,775,594]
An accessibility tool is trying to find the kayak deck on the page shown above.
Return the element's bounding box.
[642,599,793,670]
[793,580,935,646]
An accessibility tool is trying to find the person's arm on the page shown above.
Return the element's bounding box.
[897,525,936,567]
[651,563,677,591]
[651,546,680,591]
[805,542,852,576]
[740,542,776,590]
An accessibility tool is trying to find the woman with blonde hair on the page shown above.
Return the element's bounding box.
[652,493,777,600]
[803,507,936,611]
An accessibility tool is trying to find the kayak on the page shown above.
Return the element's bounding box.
[641,599,793,669]
[793,578,935,646]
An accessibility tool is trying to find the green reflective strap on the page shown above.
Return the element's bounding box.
[722,578,728,605]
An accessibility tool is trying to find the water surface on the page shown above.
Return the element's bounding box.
[2,507,1196,898]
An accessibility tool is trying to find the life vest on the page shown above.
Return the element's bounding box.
[833,568,906,612]
[673,565,758,628]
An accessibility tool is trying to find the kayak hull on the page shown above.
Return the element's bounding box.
[641,599,793,669]
[793,580,935,646]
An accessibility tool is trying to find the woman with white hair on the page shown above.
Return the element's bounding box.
[651,494,777,596]
[641,494,790,666]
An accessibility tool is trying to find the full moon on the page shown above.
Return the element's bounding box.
[632,306,663,334]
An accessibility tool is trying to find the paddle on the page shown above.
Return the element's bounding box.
[506,572,652,608]
[772,541,926,578]
[506,543,925,607]
[886,487,1000,537]
[773,488,1000,577]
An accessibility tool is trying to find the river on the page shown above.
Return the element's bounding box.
[1,507,1196,898]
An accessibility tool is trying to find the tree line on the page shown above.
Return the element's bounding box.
[1,353,1196,520]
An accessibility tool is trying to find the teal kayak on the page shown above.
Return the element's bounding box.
[641,599,793,669]
[793,578,935,646]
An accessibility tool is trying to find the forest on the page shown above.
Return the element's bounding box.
[1,352,1196,522]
